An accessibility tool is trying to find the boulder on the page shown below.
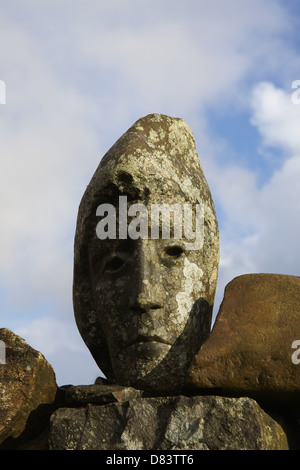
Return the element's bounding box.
[0,329,58,449]
[187,274,300,413]
[49,392,289,450]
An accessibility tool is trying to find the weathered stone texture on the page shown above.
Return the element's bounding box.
[62,383,144,406]
[49,393,289,450]
[73,113,219,395]
[187,274,300,413]
[0,328,58,449]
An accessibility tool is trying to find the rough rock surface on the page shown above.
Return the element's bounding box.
[49,392,289,450]
[73,113,219,395]
[0,328,58,449]
[187,274,300,413]
[62,383,144,406]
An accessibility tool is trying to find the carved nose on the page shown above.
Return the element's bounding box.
[130,274,163,312]
[131,291,162,312]
[129,245,163,312]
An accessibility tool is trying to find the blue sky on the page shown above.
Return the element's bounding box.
[0,0,300,386]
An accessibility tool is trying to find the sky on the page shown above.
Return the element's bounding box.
[0,0,300,386]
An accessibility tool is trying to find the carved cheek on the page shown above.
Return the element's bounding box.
[174,258,204,329]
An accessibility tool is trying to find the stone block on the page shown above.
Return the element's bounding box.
[187,274,300,413]
[0,329,58,449]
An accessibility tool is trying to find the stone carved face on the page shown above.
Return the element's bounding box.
[73,114,219,394]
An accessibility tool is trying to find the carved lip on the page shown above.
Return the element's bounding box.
[127,335,171,348]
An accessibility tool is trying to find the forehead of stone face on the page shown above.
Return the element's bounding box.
[83,113,212,207]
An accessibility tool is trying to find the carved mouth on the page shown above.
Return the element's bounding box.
[127,335,171,348]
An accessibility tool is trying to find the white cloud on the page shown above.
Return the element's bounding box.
[211,82,300,319]
[69,0,292,117]
[0,14,103,313]
[251,81,300,155]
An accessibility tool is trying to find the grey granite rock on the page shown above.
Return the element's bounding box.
[63,384,144,405]
[49,393,289,450]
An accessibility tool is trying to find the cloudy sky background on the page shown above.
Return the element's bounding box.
[0,0,300,385]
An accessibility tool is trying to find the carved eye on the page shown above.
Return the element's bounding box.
[165,245,185,258]
[103,255,125,273]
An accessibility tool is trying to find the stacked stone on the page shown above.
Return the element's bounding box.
[1,116,300,450]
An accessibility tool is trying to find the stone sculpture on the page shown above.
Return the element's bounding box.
[2,114,300,450]
[73,113,219,395]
